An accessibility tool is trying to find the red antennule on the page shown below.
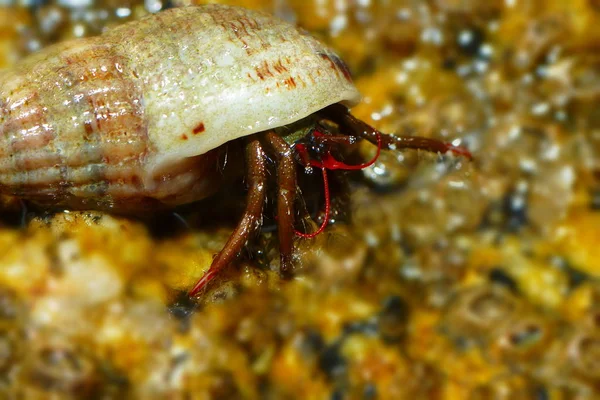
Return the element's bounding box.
[294,165,330,238]
[293,130,382,238]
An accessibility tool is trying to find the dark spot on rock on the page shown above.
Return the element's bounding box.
[442,57,457,70]
[550,256,589,289]
[168,293,198,332]
[508,323,542,347]
[343,320,378,336]
[319,342,346,380]
[504,189,528,231]
[534,386,549,400]
[299,329,325,357]
[364,383,377,399]
[489,267,518,293]
[305,329,325,349]
[330,389,344,400]
[378,295,410,342]
[567,266,589,289]
[457,28,485,57]
[181,134,188,140]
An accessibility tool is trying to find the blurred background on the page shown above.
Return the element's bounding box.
[0,0,600,398]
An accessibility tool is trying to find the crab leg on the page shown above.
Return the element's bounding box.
[323,103,473,159]
[189,139,267,297]
[263,131,297,278]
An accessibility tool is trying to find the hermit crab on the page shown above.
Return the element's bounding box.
[0,5,470,297]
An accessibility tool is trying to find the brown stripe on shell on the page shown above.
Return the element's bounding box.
[318,52,353,82]
[272,58,288,74]
[255,60,275,80]
[0,78,56,196]
[0,40,149,207]
[209,6,269,55]
[0,149,62,174]
[284,77,297,89]
[55,43,148,201]
[330,53,353,82]
[0,32,221,212]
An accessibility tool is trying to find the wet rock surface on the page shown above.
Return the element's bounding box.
[1,0,600,398]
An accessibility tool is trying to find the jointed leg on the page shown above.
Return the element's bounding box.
[189,139,267,297]
[262,131,297,278]
[309,131,358,146]
[322,103,472,159]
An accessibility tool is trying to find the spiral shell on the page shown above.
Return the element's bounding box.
[0,5,359,211]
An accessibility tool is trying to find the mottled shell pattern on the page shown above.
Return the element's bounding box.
[0,5,359,211]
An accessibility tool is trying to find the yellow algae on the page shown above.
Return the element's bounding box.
[1,0,599,398]
[553,210,600,278]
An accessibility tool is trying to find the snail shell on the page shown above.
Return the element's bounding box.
[0,5,359,211]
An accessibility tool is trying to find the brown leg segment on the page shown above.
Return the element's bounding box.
[189,139,267,297]
[322,103,472,159]
[262,131,297,278]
